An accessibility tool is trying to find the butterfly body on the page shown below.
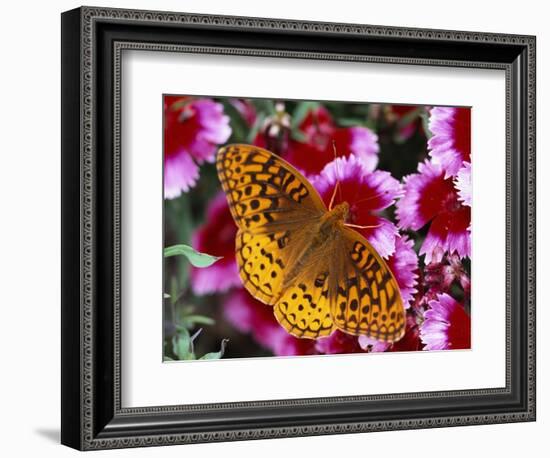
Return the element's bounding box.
[319,201,350,232]
[217,144,405,342]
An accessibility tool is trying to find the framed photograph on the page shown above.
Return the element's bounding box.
[61,6,536,450]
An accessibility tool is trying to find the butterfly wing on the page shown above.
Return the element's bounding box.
[217,144,326,305]
[235,229,300,305]
[217,144,326,231]
[273,270,335,339]
[331,226,405,342]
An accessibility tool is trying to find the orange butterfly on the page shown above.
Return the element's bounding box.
[216,144,405,342]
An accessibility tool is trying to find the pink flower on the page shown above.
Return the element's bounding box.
[420,293,471,350]
[312,155,402,258]
[224,290,316,356]
[455,162,471,207]
[396,160,471,264]
[230,98,257,127]
[427,107,471,178]
[331,126,379,172]
[389,314,422,352]
[358,312,423,353]
[190,192,240,294]
[316,330,364,354]
[387,236,419,308]
[424,253,471,296]
[259,106,379,176]
[164,96,231,198]
[357,335,391,353]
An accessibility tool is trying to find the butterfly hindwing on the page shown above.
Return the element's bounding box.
[331,226,405,342]
[217,144,326,232]
[274,271,335,339]
[236,229,294,305]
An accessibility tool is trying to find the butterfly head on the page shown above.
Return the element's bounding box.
[332,201,349,220]
[323,201,350,227]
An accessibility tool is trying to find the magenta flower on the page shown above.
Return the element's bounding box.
[230,98,257,127]
[316,330,364,354]
[389,314,422,352]
[164,96,231,198]
[224,290,316,356]
[396,160,471,264]
[424,253,471,296]
[190,192,240,294]
[387,236,418,308]
[359,312,422,353]
[427,107,471,178]
[267,106,379,176]
[312,155,402,258]
[331,126,380,172]
[420,293,471,350]
[357,335,391,353]
[455,162,471,207]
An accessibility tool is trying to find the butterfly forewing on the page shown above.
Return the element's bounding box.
[331,226,405,342]
[217,144,325,232]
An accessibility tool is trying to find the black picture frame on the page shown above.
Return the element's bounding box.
[61,6,536,450]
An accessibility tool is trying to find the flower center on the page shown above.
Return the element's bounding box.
[441,188,461,213]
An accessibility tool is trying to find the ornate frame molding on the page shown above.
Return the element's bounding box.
[61,6,536,450]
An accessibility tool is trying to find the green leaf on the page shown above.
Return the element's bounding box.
[246,112,266,144]
[180,315,216,327]
[164,244,222,268]
[165,193,192,290]
[172,328,195,360]
[364,118,377,131]
[181,305,196,315]
[290,129,307,143]
[337,117,367,127]
[199,339,229,360]
[252,99,276,116]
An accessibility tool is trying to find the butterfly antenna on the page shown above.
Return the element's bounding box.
[328,181,339,211]
[345,222,383,230]
[328,140,343,211]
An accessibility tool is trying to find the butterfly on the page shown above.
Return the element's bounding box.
[216,144,405,343]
